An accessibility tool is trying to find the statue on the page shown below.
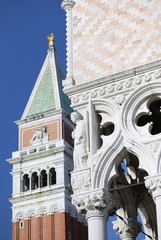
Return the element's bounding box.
[47,33,54,48]
[71,111,88,170]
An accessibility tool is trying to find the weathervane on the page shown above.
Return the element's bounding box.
[47,33,55,49]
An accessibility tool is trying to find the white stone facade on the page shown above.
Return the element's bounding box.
[72,0,161,84]
[62,1,161,238]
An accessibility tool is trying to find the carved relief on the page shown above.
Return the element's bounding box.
[30,127,48,146]
[115,94,125,105]
[71,169,91,194]
[149,141,160,154]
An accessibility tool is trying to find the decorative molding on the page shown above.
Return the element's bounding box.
[72,69,160,107]
[64,59,161,96]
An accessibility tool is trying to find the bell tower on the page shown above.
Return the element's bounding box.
[8,35,88,240]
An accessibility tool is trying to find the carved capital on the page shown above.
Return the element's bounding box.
[113,218,142,239]
[145,174,161,200]
[72,190,120,219]
[61,0,75,11]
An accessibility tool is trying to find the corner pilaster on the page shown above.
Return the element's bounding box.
[61,0,75,88]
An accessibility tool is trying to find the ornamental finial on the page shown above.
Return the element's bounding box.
[47,33,55,49]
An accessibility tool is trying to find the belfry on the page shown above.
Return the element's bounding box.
[9,0,161,239]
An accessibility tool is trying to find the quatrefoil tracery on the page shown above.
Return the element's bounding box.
[136,99,161,135]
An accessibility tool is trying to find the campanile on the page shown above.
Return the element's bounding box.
[8,35,87,240]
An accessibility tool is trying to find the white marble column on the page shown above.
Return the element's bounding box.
[87,210,107,240]
[145,174,161,239]
[61,0,75,88]
[113,218,142,240]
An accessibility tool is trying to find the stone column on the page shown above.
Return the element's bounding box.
[113,218,142,240]
[145,174,161,239]
[72,190,120,240]
[87,209,107,240]
[61,0,75,88]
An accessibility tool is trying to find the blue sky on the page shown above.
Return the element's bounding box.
[0,1,65,239]
[0,1,145,239]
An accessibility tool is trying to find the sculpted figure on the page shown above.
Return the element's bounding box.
[71,111,87,169]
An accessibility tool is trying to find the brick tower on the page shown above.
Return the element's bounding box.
[8,34,88,240]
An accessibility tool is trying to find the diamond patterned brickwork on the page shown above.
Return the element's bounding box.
[73,0,161,85]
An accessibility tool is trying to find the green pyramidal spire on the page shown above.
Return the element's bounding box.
[21,34,71,119]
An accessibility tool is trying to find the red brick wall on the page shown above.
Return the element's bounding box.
[12,212,88,240]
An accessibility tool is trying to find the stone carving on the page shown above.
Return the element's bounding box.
[135,77,142,85]
[154,70,161,79]
[144,73,151,82]
[115,94,125,105]
[149,141,160,154]
[72,198,87,214]
[86,192,107,211]
[71,111,88,170]
[30,127,48,146]
[72,191,120,218]
[71,170,91,193]
[145,175,161,196]
[113,218,142,239]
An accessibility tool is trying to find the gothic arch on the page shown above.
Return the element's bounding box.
[93,136,154,189]
[121,81,161,174]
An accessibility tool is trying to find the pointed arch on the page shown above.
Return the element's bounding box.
[93,138,154,189]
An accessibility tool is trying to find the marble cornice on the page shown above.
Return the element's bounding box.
[7,146,66,164]
[9,186,71,204]
[64,59,161,96]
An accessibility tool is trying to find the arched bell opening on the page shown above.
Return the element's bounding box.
[49,168,56,186]
[22,174,30,192]
[31,172,38,190]
[40,170,47,188]
[107,151,157,239]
